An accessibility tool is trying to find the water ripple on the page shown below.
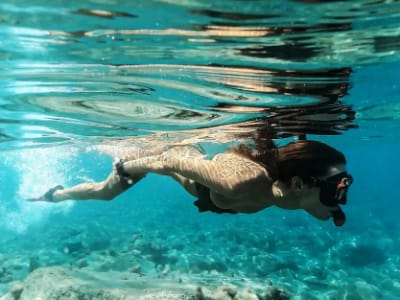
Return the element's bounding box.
[1,0,399,148]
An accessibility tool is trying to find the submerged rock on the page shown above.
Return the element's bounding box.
[0,266,290,300]
[28,257,40,273]
[1,267,197,300]
[264,287,290,300]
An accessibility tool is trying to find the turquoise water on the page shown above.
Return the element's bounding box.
[1,0,400,299]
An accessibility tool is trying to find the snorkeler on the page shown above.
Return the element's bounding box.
[28,138,353,227]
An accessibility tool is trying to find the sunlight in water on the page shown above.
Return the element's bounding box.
[1,146,77,233]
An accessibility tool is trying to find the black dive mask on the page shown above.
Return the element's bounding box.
[314,171,353,207]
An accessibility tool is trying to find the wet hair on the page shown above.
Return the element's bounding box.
[275,140,346,183]
[230,139,346,185]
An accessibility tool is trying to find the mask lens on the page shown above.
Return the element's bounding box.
[319,182,339,206]
[319,173,353,206]
[336,176,353,204]
[336,186,347,203]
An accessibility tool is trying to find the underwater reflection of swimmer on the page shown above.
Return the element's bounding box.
[29,138,353,227]
[210,66,356,138]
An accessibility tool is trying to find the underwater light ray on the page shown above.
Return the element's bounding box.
[1,146,78,233]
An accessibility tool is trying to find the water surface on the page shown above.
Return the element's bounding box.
[1,0,399,148]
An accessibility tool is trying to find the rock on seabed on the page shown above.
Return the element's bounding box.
[0,267,290,300]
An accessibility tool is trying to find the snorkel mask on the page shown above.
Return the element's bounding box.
[314,171,353,227]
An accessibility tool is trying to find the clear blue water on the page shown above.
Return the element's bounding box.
[1,0,400,299]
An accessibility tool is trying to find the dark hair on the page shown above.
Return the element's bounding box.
[230,139,346,184]
[276,140,346,183]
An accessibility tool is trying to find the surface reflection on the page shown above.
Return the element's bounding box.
[211,67,356,139]
[190,8,356,138]
[0,0,399,148]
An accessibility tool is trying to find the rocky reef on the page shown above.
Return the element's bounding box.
[0,267,289,300]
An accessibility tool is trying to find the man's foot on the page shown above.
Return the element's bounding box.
[27,185,64,202]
